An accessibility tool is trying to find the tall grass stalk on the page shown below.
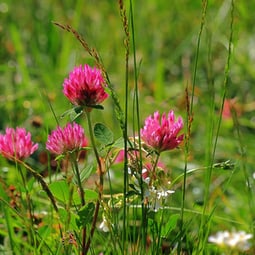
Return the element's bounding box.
[1,203,16,254]
[179,0,208,253]
[84,109,104,254]
[118,0,130,253]
[233,110,255,240]
[129,0,148,251]
[196,0,235,253]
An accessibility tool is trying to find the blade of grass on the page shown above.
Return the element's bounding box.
[9,24,30,85]
[179,0,208,254]
[196,0,235,253]
[118,0,130,253]
[1,204,16,254]
[129,0,147,252]
[232,107,255,241]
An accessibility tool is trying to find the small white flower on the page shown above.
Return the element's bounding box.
[208,231,230,246]
[99,218,110,232]
[208,230,253,251]
[157,189,175,199]
[144,186,175,212]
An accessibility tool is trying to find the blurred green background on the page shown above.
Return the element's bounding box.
[1,0,255,236]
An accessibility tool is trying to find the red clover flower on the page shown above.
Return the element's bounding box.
[140,110,184,153]
[63,64,108,109]
[46,122,88,155]
[0,127,38,160]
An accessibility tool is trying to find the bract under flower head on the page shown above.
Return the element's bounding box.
[0,127,38,160]
[63,64,108,109]
[140,110,184,153]
[46,122,88,155]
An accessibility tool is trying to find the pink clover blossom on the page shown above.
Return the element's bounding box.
[63,64,108,109]
[46,122,88,155]
[140,110,184,153]
[0,127,38,160]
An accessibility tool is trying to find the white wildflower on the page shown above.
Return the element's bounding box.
[144,186,175,212]
[99,217,110,232]
[208,230,253,251]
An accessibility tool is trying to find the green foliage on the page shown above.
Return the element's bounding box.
[161,214,179,238]
[49,180,97,205]
[78,164,95,183]
[61,106,84,122]
[49,180,75,204]
[94,123,114,145]
[76,202,95,228]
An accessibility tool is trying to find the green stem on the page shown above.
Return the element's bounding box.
[156,207,165,254]
[85,109,102,171]
[118,0,130,250]
[17,164,35,247]
[84,109,104,254]
[72,155,85,206]
[71,153,86,255]
[150,153,160,185]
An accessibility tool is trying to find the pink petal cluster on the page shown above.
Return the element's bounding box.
[46,122,88,155]
[63,64,108,108]
[0,127,38,160]
[140,110,184,153]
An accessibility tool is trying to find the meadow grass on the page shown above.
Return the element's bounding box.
[1,0,255,254]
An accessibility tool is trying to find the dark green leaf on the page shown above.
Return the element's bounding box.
[74,106,83,114]
[126,190,139,197]
[128,184,140,194]
[86,104,104,110]
[76,202,95,228]
[94,123,114,145]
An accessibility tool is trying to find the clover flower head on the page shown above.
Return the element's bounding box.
[140,110,184,153]
[63,64,108,109]
[0,127,38,160]
[46,122,88,155]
